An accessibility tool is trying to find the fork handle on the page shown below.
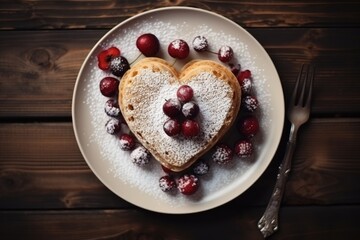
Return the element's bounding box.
[257,136,297,238]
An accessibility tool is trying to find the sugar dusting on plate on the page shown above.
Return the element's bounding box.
[82,20,272,206]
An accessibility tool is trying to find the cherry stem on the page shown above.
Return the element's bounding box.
[170,58,177,67]
[206,49,218,55]
[129,53,142,66]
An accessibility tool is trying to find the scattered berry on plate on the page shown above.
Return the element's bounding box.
[105,118,121,135]
[234,139,253,158]
[237,70,252,94]
[163,98,182,118]
[109,56,130,77]
[218,45,234,62]
[97,46,121,70]
[168,39,190,59]
[238,115,259,138]
[182,119,200,138]
[229,63,241,76]
[177,174,199,195]
[177,85,194,102]
[192,36,208,52]
[212,144,233,165]
[242,95,259,112]
[131,145,151,166]
[104,99,120,117]
[119,133,136,151]
[163,118,181,137]
[136,33,160,57]
[182,101,199,119]
[99,77,119,97]
[159,175,176,192]
[192,161,209,176]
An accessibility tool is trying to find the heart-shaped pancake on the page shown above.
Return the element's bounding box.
[119,57,241,172]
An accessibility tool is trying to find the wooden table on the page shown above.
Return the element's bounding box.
[1,1,359,239]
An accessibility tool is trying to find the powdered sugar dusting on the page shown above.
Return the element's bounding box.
[80,16,277,208]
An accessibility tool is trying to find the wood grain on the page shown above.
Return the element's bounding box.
[0,0,360,29]
[1,120,359,209]
[1,206,359,240]
[0,28,359,118]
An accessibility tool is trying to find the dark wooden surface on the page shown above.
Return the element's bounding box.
[1,1,360,239]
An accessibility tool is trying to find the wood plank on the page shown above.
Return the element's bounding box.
[0,0,360,29]
[0,28,359,118]
[1,120,360,209]
[0,206,359,239]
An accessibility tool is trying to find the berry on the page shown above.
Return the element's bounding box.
[237,70,252,94]
[238,115,259,138]
[130,146,151,166]
[99,77,119,97]
[212,144,233,165]
[104,99,120,117]
[163,119,181,137]
[218,45,234,62]
[97,47,121,70]
[234,139,253,158]
[136,33,160,57]
[242,95,259,112]
[192,161,209,176]
[105,118,121,135]
[182,119,200,138]
[163,98,182,118]
[192,36,208,52]
[159,175,176,192]
[110,56,130,77]
[238,69,252,80]
[177,174,199,195]
[182,101,199,119]
[229,63,241,76]
[119,133,135,151]
[177,85,194,102]
[168,39,190,59]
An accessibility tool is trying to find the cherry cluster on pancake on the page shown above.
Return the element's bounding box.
[162,85,201,138]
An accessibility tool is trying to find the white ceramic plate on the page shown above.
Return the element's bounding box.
[72,7,284,214]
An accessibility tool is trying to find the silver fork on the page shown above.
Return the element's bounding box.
[257,64,315,238]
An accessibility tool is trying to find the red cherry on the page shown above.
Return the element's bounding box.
[192,36,208,52]
[159,175,176,192]
[182,119,200,137]
[212,144,233,165]
[218,45,234,62]
[163,98,182,118]
[119,133,136,151]
[97,47,121,70]
[99,77,119,97]
[238,115,259,138]
[234,139,253,158]
[163,119,181,137]
[177,174,199,195]
[177,85,194,102]
[136,33,160,57]
[168,39,190,59]
[182,101,199,119]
